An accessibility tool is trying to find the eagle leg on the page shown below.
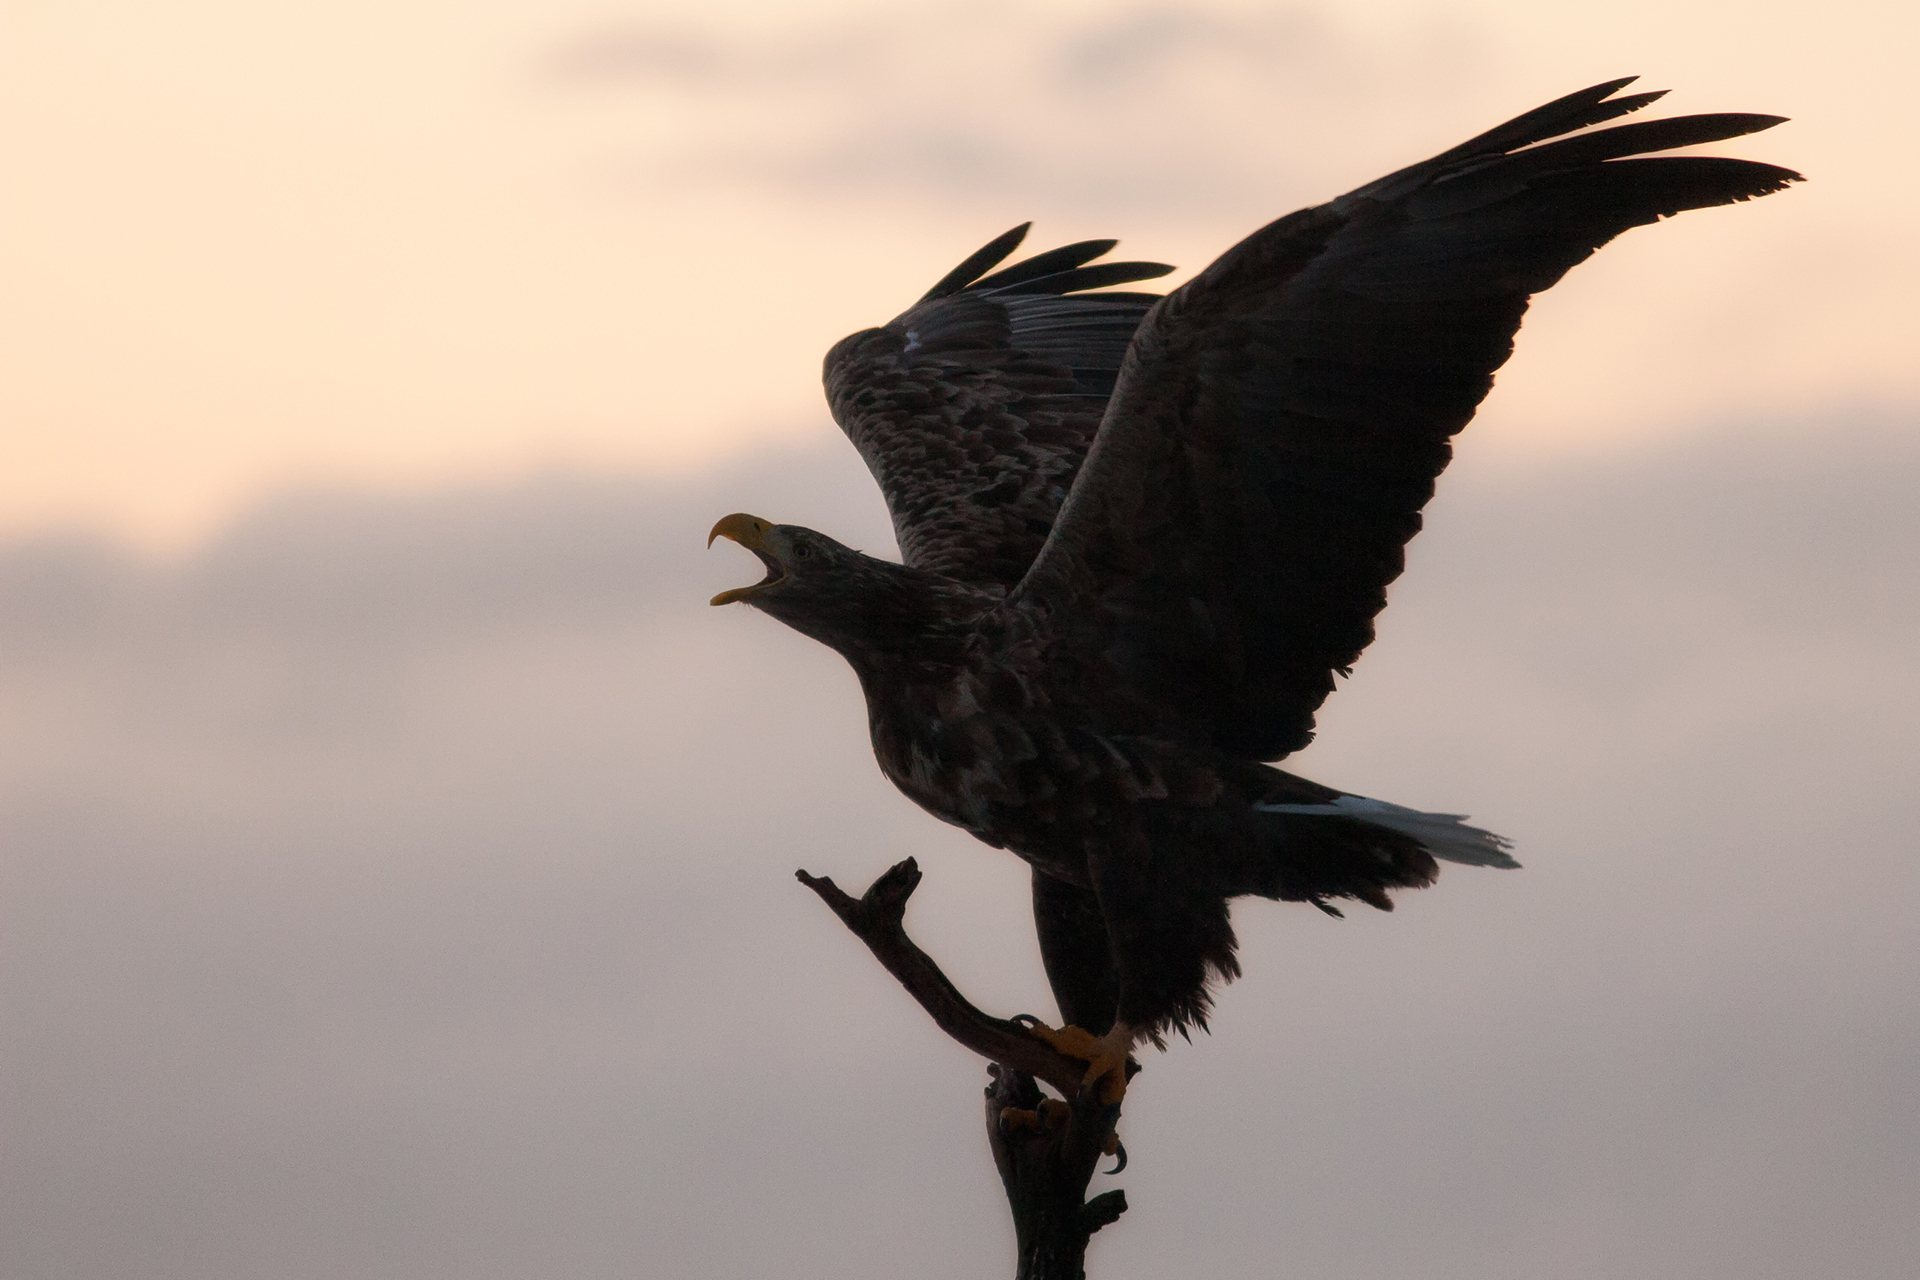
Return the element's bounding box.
[1031,869,1121,1033]
[1019,1018,1138,1105]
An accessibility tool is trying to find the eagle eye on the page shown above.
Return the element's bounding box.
[793,541,814,560]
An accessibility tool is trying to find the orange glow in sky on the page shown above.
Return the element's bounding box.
[4,0,1915,548]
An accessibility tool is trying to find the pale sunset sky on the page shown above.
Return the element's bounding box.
[5,6,1917,1278]
[5,0,1914,549]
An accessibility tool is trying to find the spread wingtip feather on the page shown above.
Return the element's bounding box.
[920,223,1032,302]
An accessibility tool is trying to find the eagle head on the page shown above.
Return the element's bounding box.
[705,512,848,607]
[706,512,982,671]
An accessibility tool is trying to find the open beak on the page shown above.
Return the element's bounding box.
[707,513,785,606]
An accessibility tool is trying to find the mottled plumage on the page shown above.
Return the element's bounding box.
[824,227,1172,586]
[710,80,1798,1055]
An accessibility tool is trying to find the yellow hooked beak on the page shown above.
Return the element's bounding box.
[707,513,783,605]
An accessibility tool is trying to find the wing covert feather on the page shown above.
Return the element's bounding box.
[825,229,1173,586]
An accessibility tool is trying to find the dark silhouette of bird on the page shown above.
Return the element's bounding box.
[708,79,1798,1098]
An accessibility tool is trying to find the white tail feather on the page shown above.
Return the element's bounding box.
[1256,795,1520,868]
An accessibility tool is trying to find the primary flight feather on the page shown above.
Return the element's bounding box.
[709,79,1798,1094]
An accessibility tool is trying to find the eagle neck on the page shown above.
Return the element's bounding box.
[757,554,991,684]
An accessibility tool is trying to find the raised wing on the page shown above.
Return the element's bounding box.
[824,226,1173,587]
[1012,79,1801,760]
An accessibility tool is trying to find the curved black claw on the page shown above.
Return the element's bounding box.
[1103,1140,1128,1175]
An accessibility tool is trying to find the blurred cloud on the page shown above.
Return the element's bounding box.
[3,407,1916,1279]
[545,2,1490,215]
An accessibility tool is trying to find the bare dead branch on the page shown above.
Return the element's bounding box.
[795,857,1095,1099]
[797,858,1130,1278]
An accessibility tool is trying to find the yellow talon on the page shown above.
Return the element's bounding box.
[1022,1020,1137,1105]
[999,1098,1072,1134]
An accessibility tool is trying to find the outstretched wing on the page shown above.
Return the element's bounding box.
[824,226,1173,587]
[1010,79,1801,760]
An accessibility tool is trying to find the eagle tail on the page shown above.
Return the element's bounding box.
[1257,795,1520,869]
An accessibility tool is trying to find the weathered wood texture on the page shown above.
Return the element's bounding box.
[985,1065,1127,1280]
